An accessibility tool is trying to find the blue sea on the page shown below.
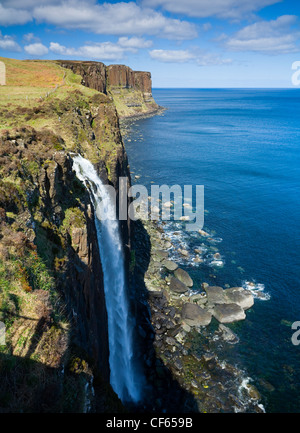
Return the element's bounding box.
[122,89,300,413]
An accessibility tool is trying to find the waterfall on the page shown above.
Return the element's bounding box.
[72,154,141,403]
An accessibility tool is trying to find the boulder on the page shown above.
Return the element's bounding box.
[162,259,178,271]
[152,249,169,262]
[164,241,172,249]
[178,248,189,257]
[181,303,212,326]
[218,324,239,343]
[169,276,188,294]
[174,268,193,287]
[224,287,254,310]
[212,303,246,323]
[205,286,226,305]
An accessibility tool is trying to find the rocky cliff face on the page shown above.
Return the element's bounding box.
[0,58,132,412]
[57,60,160,118]
[133,71,152,97]
[0,127,119,411]
[58,60,107,94]
[107,65,152,96]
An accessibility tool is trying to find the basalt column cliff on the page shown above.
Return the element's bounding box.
[57,60,160,118]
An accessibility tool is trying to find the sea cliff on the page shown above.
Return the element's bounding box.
[0,57,137,412]
[56,60,161,118]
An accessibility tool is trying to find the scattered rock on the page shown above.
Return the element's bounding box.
[246,384,261,400]
[173,358,183,371]
[189,293,207,305]
[152,249,169,261]
[199,371,211,381]
[224,287,254,310]
[217,324,239,344]
[193,256,203,263]
[191,379,198,389]
[205,286,227,305]
[178,248,189,257]
[162,259,178,271]
[202,352,214,362]
[174,268,193,287]
[169,276,189,294]
[212,303,246,323]
[194,248,203,254]
[181,323,191,333]
[165,336,177,346]
[181,303,212,326]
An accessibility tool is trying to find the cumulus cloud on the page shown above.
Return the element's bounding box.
[33,1,197,40]
[24,42,49,56]
[50,41,127,60]
[149,49,195,63]
[23,32,40,43]
[0,31,21,51]
[50,41,124,60]
[142,0,281,20]
[117,36,153,50]
[224,15,300,54]
[149,48,231,66]
[0,3,32,25]
[49,34,154,60]
[0,0,197,39]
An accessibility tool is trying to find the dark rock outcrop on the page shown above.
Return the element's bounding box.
[57,61,153,99]
[107,64,135,89]
[58,60,107,94]
[134,71,152,96]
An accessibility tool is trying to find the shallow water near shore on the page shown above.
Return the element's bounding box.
[122,88,300,413]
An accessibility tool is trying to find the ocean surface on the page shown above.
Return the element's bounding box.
[122,89,300,413]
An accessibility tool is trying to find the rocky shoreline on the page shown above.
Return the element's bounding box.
[119,105,166,121]
[132,219,264,413]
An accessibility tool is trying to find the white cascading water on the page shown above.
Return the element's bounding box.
[72,154,141,403]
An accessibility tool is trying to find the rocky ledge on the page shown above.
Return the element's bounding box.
[133,219,264,413]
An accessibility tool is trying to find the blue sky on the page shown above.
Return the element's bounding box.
[0,0,300,87]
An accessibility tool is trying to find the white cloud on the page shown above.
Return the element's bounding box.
[1,0,62,7]
[24,42,49,56]
[202,22,212,32]
[0,3,32,25]
[224,15,300,54]
[32,1,197,40]
[49,35,153,61]
[142,0,281,19]
[149,49,195,63]
[117,37,153,50]
[50,41,126,61]
[23,32,40,43]
[0,31,21,51]
[149,48,231,65]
